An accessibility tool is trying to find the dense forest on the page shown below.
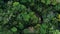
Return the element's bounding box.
[0,0,60,34]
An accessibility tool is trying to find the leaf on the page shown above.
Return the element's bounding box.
[52,0,57,5]
[11,27,17,32]
[58,14,60,19]
[23,29,30,34]
[18,23,24,29]
[41,0,45,3]
[35,24,40,29]
[13,2,20,7]
[46,0,51,5]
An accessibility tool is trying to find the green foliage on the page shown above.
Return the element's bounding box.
[46,0,51,5]
[41,0,45,3]
[11,27,17,32]
[41,0,57,5]
[13,2,20,7]
[18,22,24,29]
[0,0,60,34]
[52,0,57,5]
[53,30,60,34]
[23,29,30,34]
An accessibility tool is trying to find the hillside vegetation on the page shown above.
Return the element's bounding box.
[0,0,60,34]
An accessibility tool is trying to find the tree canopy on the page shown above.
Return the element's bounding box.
[0,0,60,34]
